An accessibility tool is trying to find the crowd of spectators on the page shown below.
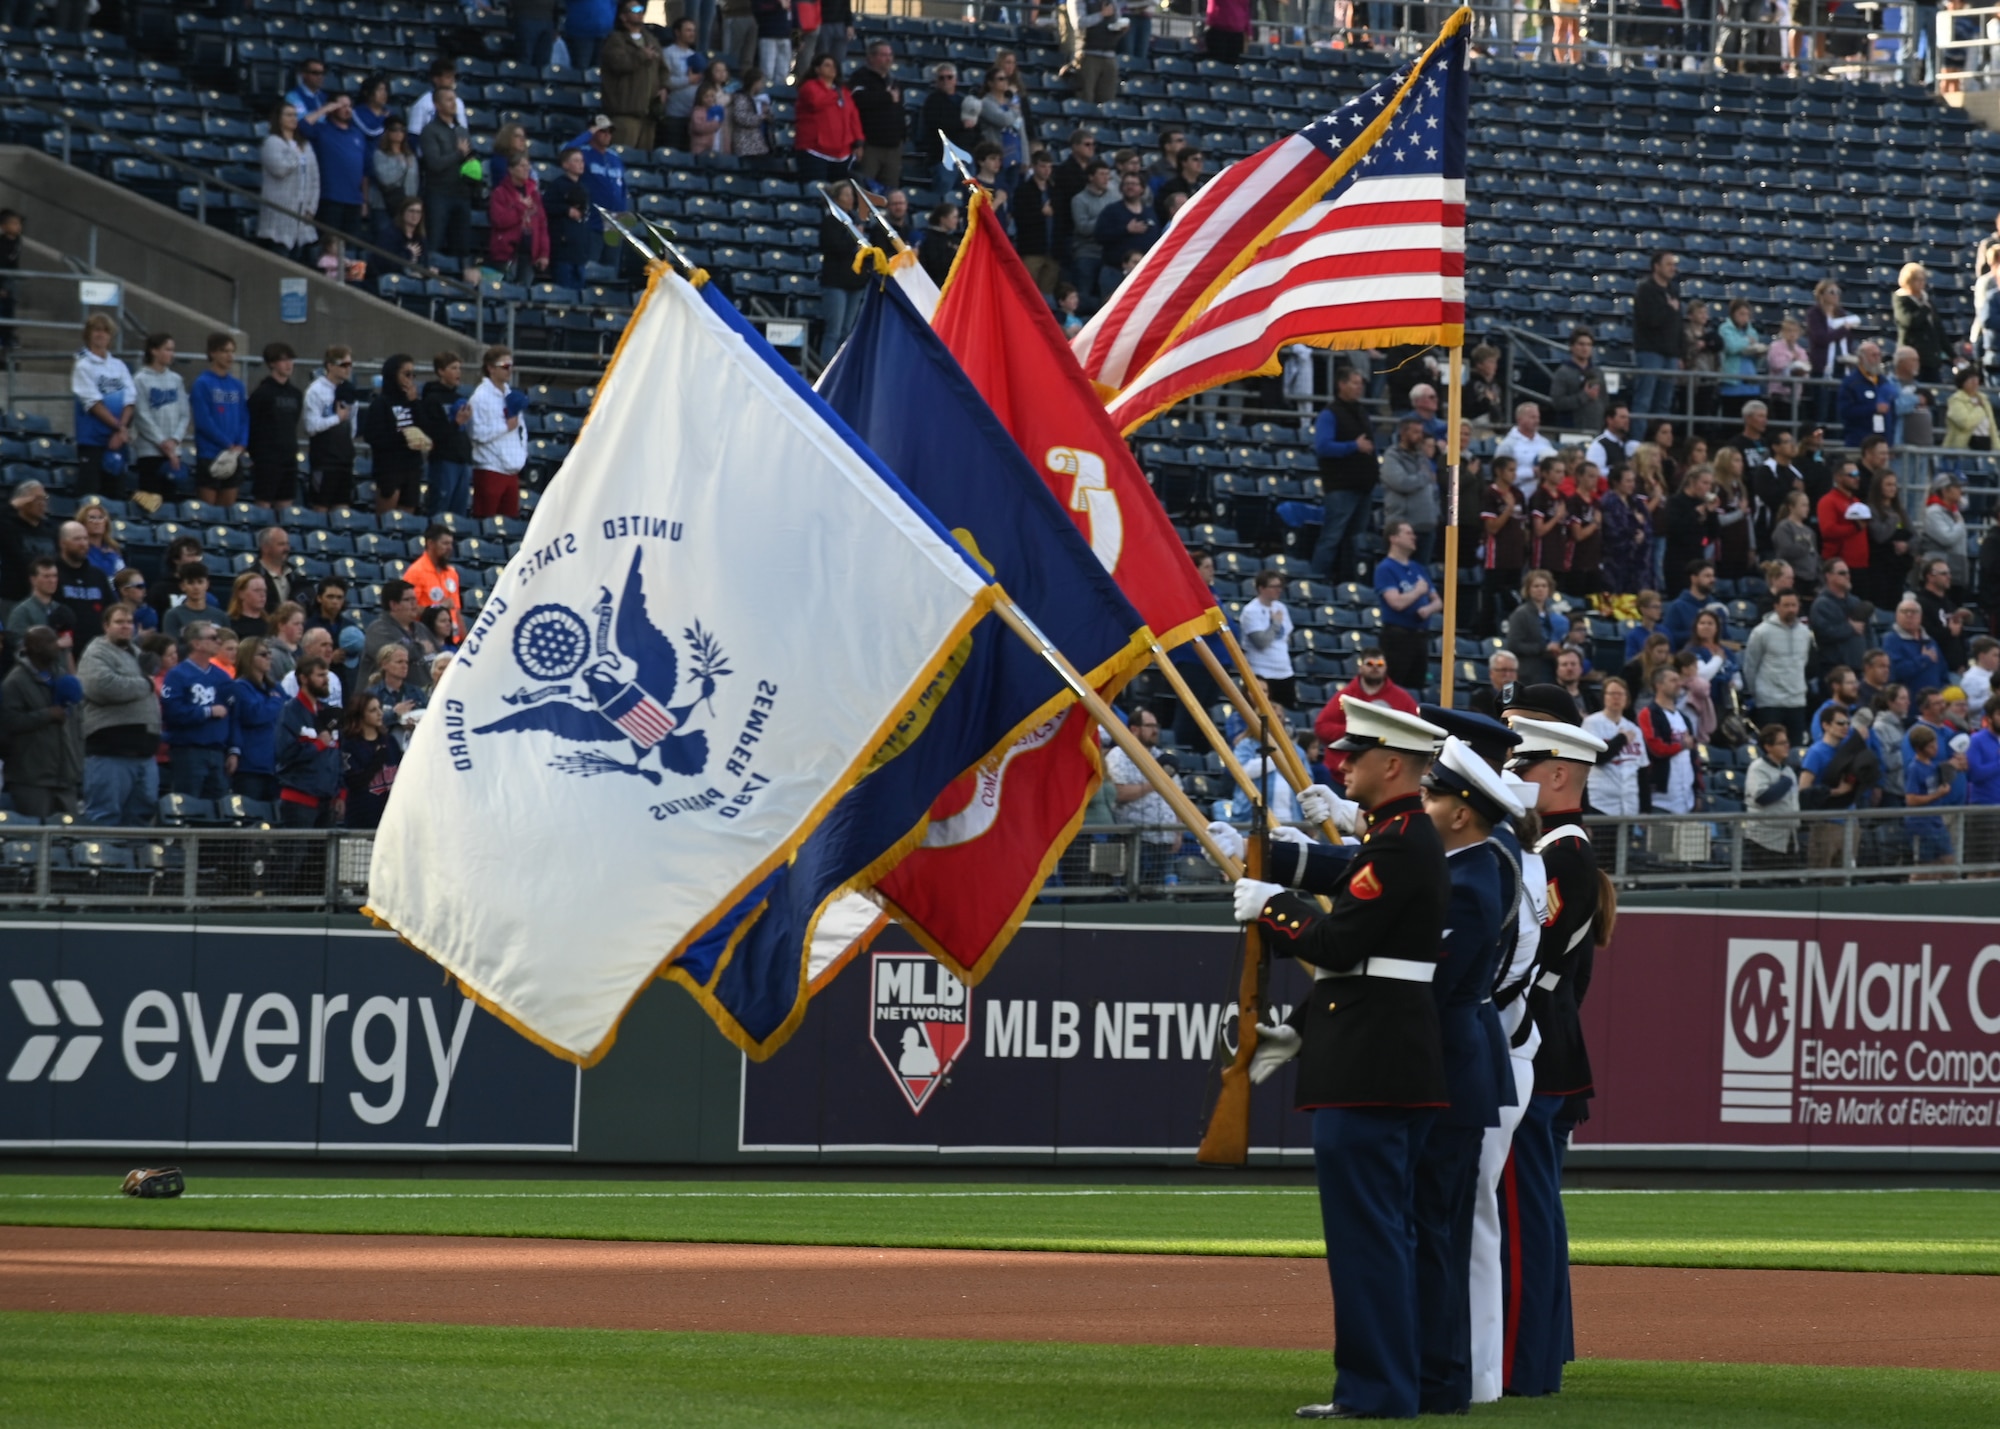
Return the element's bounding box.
[1200,238,2000,872]
[0,313,527,831]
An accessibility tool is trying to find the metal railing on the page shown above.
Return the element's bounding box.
[869,0,1919,82]
[1936,4,2000,90]
[0,825,374,911]
[0,805,1986,911]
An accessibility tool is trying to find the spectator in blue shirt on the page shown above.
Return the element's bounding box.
[1903,724,1958,866]
[285,59,332,128]
[309,93,373,244]
[1374,519,1441,692]
[565,117,628,224]
[1663,560,1717,651]
[160,620,235,800]
[188,332,249,506]
[1093,172,1161,298]
[1837,340,1898,449]
[1884,596,1945,693]
[1966,695,2000,805]
[227,636,287,804]
[1623,589,1663,661]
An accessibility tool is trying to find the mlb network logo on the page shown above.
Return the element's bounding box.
[1721,940,1796,1124]
[868,952,971,1115]
[6,979,104,1082]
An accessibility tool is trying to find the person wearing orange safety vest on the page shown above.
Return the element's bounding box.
[402,521,463,641]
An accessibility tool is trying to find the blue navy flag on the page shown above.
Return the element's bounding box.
[366,270,997,1066]
[669,278,1153,1055]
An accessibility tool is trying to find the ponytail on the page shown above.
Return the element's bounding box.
[1592,868,1619,949]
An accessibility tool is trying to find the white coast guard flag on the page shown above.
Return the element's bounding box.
[366,271,993,1065]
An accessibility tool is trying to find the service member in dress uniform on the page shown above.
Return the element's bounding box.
[1497,695,1607,1398]
[1414,707,1532,1409]
[1410,736,1522,1416]
[1228,697,1451,1421]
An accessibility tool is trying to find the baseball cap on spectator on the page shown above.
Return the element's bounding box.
[589,115,613,133]
[338,626,367,658]
[1943,685,1967,703]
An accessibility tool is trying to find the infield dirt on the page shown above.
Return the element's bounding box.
[1,1227,1994,1372]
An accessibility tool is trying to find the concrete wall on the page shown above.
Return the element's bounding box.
[0,146,476,366]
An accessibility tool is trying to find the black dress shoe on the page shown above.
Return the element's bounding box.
[1294,1406,1380,1420]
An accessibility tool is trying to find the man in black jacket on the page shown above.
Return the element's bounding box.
[1310,365,1379,581]
[416,351,475,518]
[0,479,54,611]
[1232,697,1452,1421]
[849,40,906,190]
[1011,150,1060,294]
[248,342,306,509]
[1631,249,1681,421]
[1500,706,1608,1399]
[916,64,981,191]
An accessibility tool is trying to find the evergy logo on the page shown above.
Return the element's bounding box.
[9,980,476,1128]
[7,980,105,1082]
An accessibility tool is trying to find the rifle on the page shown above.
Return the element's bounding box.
[1196,716,1274,1166]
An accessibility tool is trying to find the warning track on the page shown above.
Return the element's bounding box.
[1,1227,1994,1371]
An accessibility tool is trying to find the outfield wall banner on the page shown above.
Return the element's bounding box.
[740,921,1321,1156]
[1575,907,2000,1157]
[1,921,578,1152]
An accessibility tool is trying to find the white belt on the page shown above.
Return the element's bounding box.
[1315,957,1437,984]
[1536,970,1561,992]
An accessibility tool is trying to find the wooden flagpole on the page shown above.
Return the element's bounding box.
[991,600,1244,879]
[1189,638,1341,844]
[1151,645,1264,807]
[1440,346,1464,707]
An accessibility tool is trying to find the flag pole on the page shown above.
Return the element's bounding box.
[990,599,1244,879]
[1440,346,1464,707]
[1217,628,1318,792]
[1150,644,1264,807]
[1189,637,1338,843]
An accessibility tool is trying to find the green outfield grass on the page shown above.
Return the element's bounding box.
[0,1314,1992,1427]
[2,1176,1998,1274]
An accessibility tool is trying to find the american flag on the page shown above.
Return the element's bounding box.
[602,684,678,747]
[1082,10,1470,435]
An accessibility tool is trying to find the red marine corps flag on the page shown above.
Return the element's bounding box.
[859,188,1229,987]
[1079,7,1471,434]
[931,189,1225,651]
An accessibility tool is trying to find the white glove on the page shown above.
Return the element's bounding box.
[1203,821,1246,867]
[1298,783,1359,834]
[1233,877,1286,923]
[1269,825,1312,848]
[1248,1024,1302,1085]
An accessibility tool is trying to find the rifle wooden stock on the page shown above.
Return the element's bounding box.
[1196,831,1265,1167]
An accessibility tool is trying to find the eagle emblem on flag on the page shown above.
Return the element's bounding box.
[476,547,731,784]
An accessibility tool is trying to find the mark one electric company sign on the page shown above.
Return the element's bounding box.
[1578,909,2000,1156]
[1721,938,2000,1132]
[1,922,577,1151]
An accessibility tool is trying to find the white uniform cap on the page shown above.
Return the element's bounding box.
[1332,695,1449,755]
[1502,769,1541,811]
[1423,736,1527,825]
[1506,714,1608,766]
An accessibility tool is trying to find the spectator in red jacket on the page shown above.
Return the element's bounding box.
[793,52,863,183]
[1312,645,1420,788]
[486,154,549,285]
[1816,457,1871,575]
